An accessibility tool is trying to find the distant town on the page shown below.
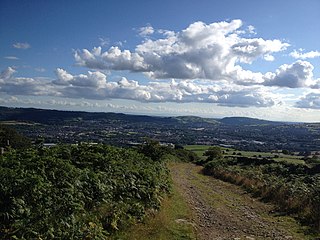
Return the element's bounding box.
[1,106,319,153]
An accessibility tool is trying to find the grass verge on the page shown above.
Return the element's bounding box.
[112,175,195,240]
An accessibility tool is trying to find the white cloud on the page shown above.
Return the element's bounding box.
[2,20,319,111]
[0,67,279,107]
[296,92,320,109]
[206,89,277,107]
[263,54,275,61]
[138,25,154,37]
[0,67,16,79]
[247,25,256,35]
[13,42,31,49]
[74,46,146,70]
[74,20,289,83]
[0,68,56,96]
[99,37,109,47]
[311,80,320,89]
[54,68,73,84]
[263,60,315,88]
[54,68,107,88]
[231,38,288,64]
[290,49,320,59]
[4,56,19,60]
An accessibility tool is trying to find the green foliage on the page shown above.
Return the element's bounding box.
[0,125,31,149]
[203,146,223,161]
[203,157,320,232]
[138,139,167,161]
[0,144,171,239]
[192,146,223,165]
[282,149,290,155]
[172,148,200,162]
[138,140,199,163]
[305,156,320,165]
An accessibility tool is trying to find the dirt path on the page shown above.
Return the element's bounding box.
[170,162,307,240]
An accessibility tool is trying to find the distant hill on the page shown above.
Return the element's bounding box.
[0,106,285,126]
[175,116,220,125]
[218,117,282,125]
[1,106,319,152]
[0,106,177,125]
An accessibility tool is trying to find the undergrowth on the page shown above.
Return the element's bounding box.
[203,157,320,233]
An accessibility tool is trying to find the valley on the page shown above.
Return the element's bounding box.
[1,106,320,152]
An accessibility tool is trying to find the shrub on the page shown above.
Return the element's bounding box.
[203,156,320,232]
[0,144,171,239]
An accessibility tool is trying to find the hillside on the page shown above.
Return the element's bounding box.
[0,106,283,126]
[218,117,282,125]
[0,106,177,125]
[1,106,320,152]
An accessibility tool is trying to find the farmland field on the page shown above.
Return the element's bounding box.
[184,145,306,164]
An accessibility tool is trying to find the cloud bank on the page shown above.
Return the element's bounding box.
[1,20,320,110]
[0,67,278,107]
[290,49,320,59]
[296,93,320,109]
[75,20,290,84]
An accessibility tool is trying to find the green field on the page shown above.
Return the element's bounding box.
[184,145,306,164]
[184,145,210,159]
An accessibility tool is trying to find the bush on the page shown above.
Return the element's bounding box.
[0,144,171,239]
[203,156,320,232]
[0,125,31,149]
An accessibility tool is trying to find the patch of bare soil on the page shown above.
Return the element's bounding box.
[170,162,307,240]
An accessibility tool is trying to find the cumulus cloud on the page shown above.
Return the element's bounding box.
[0,67,56,96]
[0,67,16,79]
[231,38,287,64]
[290,49,320,59]
[263,54,275,61]
[13,42,31,49]
[2,20,319,113]
[206,89,276,107]
[296,93,320,109]
[263,60,316,88]
[247,25,256,35]
[74,20,289,83]
[0,66,278,107]
[74,46,146,70]
[138,25,154,37]
[53,68,108,88]
[73,20,320,91]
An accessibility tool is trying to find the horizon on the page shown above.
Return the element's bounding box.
[1,105,316,124]
[1,0,320,122]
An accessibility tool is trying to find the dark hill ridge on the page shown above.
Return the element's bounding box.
[1,106,320,152]
[175,115,220,125]
[0,106,288,126]
[218,117,282,126]
[0,106,177,125]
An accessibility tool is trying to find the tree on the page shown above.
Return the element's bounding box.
[139,139,166,161]
[203,146,223,161]
[0,124,31,149]
[282,149,289,155]
[174,144,184,150]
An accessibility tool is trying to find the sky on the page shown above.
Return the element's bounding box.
[0,0,320,122]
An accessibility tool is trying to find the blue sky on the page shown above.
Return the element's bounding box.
[0,0,320,121]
